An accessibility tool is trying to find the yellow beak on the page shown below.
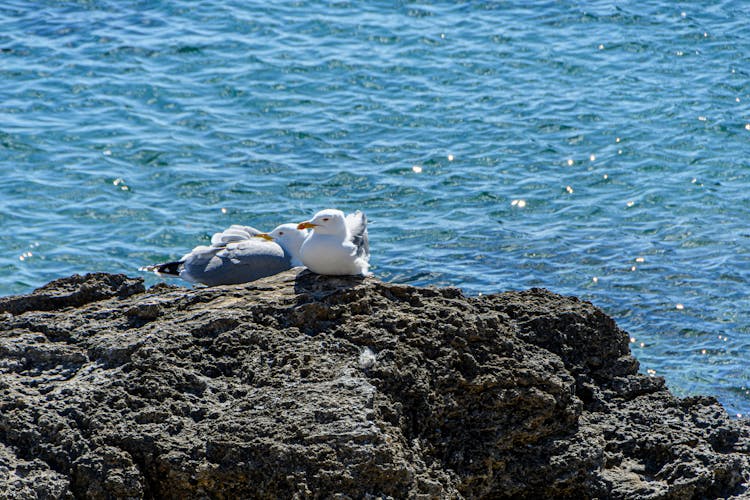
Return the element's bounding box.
[253,233,274,241]
[297,221,317,230]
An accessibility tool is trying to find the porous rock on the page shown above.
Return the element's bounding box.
[0,271,747,499]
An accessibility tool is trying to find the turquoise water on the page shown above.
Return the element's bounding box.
[1,1,749,415]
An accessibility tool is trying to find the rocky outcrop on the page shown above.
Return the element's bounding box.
[0,271,747,499]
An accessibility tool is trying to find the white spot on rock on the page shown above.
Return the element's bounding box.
[359,347,377,369]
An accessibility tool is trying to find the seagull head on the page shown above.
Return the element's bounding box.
[297,209,347,236]
[270,223,307,247]
[254,223,308,264]
[254,223,307,247]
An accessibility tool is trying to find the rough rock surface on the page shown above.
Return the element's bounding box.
[0,270,748,499]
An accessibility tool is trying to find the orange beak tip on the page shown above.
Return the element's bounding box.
[297,221,316,230]
[253,233,274,241]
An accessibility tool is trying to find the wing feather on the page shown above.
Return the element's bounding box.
[210,225,262,247]
[182,239,290,286]
[345,211,369,260]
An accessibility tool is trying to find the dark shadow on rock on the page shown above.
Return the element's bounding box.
[292,268,367,299]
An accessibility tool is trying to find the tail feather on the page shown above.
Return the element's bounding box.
[139,260,183,276]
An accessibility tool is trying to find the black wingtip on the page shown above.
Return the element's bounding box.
[157,261,182,276]
[140,260,182,276]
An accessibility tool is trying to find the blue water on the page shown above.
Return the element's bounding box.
[1,1,749,416]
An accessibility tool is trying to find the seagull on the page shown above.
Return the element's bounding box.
[140,223,308,286]
[297,209,370,276]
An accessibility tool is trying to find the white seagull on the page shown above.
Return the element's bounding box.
[140,223,308,286]
[297,209,370,276]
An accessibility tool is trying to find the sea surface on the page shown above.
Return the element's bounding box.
[1,1,749,416]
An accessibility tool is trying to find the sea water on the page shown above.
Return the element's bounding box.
[1,1,749,416]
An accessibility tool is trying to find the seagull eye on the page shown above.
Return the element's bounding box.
[322,218,329,222]
[279,231,284,235]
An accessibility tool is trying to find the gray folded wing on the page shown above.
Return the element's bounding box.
[181,238,291,286]
[210,225,262,247]
[345,210,369,259]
